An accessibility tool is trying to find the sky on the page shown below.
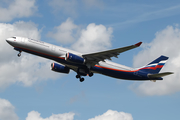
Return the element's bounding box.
[0,0,180,120]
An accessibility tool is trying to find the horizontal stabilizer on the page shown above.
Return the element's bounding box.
[148,72,174,78]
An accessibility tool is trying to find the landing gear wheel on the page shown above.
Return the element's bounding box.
[80,78,84,82]
[76,75,80,78]
[18,53,21,57]
[17,51,22,57]
[89,72,93,77]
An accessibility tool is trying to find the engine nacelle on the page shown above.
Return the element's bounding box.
[65,53,85,64]
[51,63,70,74]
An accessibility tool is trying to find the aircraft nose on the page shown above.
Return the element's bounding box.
[6,38,14,45]
[6,38,10,43]
[6,38,12,42]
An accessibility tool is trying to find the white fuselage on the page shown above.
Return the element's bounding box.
[8,36,162,81]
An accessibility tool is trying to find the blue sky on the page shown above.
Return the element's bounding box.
[0,0,180,120]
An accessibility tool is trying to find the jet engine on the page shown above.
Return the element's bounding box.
[65,52,85,64]
[51,63,70,74]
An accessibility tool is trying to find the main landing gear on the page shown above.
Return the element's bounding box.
[76,72,94,82]
[89,72,94,77]
[76,74,84,82]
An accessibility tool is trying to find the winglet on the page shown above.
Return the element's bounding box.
[135,42,142,47]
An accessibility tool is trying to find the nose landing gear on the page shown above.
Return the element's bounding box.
[17,51,22,57]
[14,48,22,57]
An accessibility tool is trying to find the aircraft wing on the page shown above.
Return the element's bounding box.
[83,42,142,66]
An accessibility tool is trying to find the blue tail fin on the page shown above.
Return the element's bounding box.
[139,55,168,74]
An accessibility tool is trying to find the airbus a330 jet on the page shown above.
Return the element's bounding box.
[6,36,173,82]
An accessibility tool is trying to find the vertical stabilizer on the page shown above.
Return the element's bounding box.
[139,55,168,74]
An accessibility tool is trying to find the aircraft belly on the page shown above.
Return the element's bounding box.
[91,66,149,80]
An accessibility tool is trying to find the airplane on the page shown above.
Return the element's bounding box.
[6,36,173,82]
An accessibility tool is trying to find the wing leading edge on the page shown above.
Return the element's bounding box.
[83,42,142,65]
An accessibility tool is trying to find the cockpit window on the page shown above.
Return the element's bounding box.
[12,37,16,39]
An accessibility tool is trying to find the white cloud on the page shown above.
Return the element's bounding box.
[0,98,18,120]
[88,110,133,120]
[72,23,113,53]
[47,18,79,44]
[0,0,38,22]
[0,21,60,89]
[131,25,180,96]
[0,98,134,120]
[26,110,133,120]
[0,98,75,120]
[26,111,75,120]
[0,54,59,88]
[47,19,113,53]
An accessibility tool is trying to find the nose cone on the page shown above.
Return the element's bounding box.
[6,38,12,43]
[6,38,15,46]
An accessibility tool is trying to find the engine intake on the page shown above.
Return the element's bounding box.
[51,63,70,74]
[65,53,85,64]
